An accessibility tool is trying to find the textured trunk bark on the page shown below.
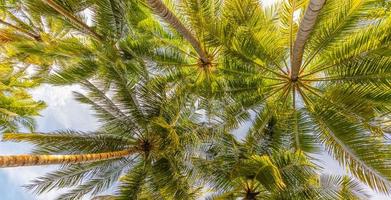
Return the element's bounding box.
[0,148,136,167]
[0,19,41,41]
[43,0,103,40]
[291,0,326,80]
[146,0,210,63]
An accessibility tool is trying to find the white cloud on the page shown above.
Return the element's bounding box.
[31,84,99,131]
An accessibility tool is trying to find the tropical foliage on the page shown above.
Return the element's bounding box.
[0,0,390,199]
[3,77,207,199]
[0,63,45,132]
[195,135,370,200]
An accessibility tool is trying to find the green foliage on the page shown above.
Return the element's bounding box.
[0,0,390,199]
[0,63,45,132]
[3,75,205,199]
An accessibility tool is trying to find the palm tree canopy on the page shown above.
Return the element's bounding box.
[194,122,373,200]
[0,0,390,199]
[2,75,208,199]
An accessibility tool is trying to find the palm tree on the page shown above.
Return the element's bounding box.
[0,146,136,167]
[199,0,391,194]
[194,132,370,200]
[19,0,212,87]
[120,0,241,123]
[134,0,224,88]
[0,75,205,199]
[3,0,224,104]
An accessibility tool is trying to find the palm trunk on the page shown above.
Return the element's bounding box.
[146,0,210,64]
[0,19,41,41]
[43,0,103,41]
[0,148,136,168]
[290,0,326,80]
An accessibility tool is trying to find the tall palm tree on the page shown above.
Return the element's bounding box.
[121,0,240,123]
[200,0,391,194]
[0,146,136,167]
[0,75,206,199]
[127,0,225,85]
[3,0,225,108]
[24,0,215,87]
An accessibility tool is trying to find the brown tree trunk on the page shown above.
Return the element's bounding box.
[146,0,210,63]
[0,148,136,168]
[291,0,326,80]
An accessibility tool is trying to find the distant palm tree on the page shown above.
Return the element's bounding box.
[194,122,371,200]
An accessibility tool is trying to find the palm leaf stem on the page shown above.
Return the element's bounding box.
[42,0,103,41]
[0,19,41,40]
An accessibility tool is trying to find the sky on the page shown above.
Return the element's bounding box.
[0,0,390,199]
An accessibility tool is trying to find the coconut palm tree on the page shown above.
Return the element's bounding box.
[15,0,211,87]
[194,132,370,200]
[197,0,391,194]
[0,75,206,199]
[39,0,233,122]
[122,0,226,94]
[144,0,210,64]
[2,0,226,110]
